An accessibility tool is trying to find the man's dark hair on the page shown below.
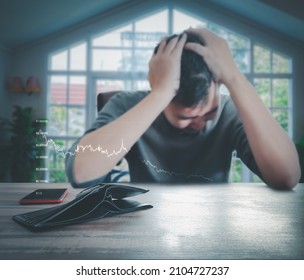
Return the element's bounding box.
[154,32,213,107]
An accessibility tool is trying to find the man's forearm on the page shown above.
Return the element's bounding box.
[226,72,301,188]
[73,92,171,184]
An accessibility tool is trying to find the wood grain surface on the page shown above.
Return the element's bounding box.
[0,183,303,260]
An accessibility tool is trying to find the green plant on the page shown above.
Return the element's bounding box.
[0,106,46,182]
[0,142,10,181]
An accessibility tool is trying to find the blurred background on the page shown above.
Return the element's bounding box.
[0,0,303,183]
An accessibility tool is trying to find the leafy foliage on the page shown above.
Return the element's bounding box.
[0,106,46,182]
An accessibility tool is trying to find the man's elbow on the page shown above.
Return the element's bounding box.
[268,167,301,190]
[73,154,111,186]
[273,176,299,190]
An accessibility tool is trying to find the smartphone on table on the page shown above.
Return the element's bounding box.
[19,188,68,205]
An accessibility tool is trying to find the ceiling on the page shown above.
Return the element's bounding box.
[0,0,130,50]
[0,0,303,50]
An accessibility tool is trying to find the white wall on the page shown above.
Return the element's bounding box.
[8,0,304,140]
[10,45,48,120]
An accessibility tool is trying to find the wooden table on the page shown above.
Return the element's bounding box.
[0,183,303,260]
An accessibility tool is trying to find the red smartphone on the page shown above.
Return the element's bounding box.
[19,188,68,205]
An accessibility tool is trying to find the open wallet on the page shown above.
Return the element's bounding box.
[12,183,153,231]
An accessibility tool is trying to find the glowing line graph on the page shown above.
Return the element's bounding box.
[74,140,128,158]
[36,130,128,159]
[140,158,213,182]
[36,130,213,181]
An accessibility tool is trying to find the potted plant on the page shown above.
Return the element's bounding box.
[0,106,46,182]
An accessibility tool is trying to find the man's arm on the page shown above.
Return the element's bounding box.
[186,28,300,189]
[73,34,187,184]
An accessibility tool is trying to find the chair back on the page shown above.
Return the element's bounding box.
[97,91,121,112]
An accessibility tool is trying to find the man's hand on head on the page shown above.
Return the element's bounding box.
[148,33,187,102]
[185,28,240,87]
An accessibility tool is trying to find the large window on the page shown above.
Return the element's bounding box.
[47,42,87,182]
[47,7,292,183]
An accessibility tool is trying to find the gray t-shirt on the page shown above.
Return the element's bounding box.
[65,91,262,187]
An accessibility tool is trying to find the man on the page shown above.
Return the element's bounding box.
[65,28,300,189]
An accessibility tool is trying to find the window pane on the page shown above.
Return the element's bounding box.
[254,45,271,73]
[69,76,86,105]
[253,174,262,183]
[96,80,125,93]
[133,80,150,91]
[254,78,271,107]
[173,10,207,33]
[49,106,67,136]
[273,79,289,107]
[208,22,229,39]
[134,49,153,72]
[96,79,150,93]
[92,25,132,47]
[68,108,85,136]
[134,32,165,48]
[70,43,87,70]
[272,52,290,73]
[92,49,132,71]
[272,109,289,131]
[50,50,68,70]
[228,33,250,73]
[232,49,250,73]
[228,33,249,49]
[230,158,243,182]
[48,139,66,169]
[135,10,168,33]
[50,76,67,104]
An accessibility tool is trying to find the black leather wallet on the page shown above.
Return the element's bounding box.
[12,183,153,231]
